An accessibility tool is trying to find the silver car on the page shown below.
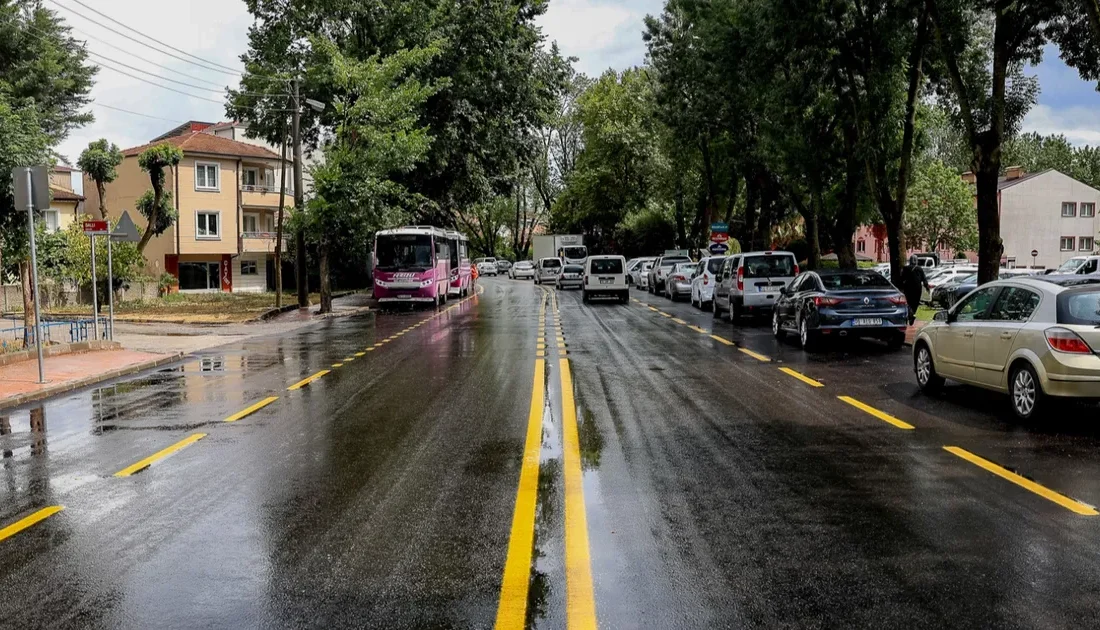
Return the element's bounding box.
[914,275,1100,420]
[557,264,584,290]
[534,257,562,285]
[664,262,698,301]
[713,251,798,321]
[510,260,535,280]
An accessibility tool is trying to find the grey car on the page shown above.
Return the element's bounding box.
[534,257,562,285]
[557,264,584,290]
[713,251,798,321]
[914,275,1100,420]
[664,262,698,301]
[648,255,690,294]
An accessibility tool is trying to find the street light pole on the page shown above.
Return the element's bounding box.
[293,77,308,308]
[24,168,45,384]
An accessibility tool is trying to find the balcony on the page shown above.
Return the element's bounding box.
[240,232,287,254]
[241,184,294,209]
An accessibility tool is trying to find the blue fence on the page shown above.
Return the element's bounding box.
[0,319,111,351]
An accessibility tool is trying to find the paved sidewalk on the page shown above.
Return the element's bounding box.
[0,348,180,410]
[905,319,928,345]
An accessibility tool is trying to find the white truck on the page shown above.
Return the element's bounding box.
[533,234,588,266]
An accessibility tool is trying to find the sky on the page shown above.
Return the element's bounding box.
[52,0,1099,164]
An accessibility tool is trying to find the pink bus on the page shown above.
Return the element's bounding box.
[446,230,472,298]
[373,226,452,307]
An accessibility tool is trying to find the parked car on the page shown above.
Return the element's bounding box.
[496,260,513,273]
[923,266,978,303]
[534,257,562,285]
[914,275,1100,420]
[664,262,698,301]
[713,251,799,321]
[930,269,1040,309]
[557,264,585,290]
[510,260,535,280]
[632,261,654,290]
[583,255,629,303]
[691,256,726,309]
[475,257,499,276]
[626,257,656,286]
[772,269,908,350]
[648,255,691,294]
[1054,255,1100,275]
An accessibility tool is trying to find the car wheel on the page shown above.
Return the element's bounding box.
[799,316,817,351]
[730,300,742,324]
[772,309,785,340]
[1010,363,1045,421]
[712,296,721,319]
[582,291,590,303]
[914,343,944,393]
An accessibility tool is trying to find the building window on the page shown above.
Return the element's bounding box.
[1061,236,1075,251]
[196,211,220,239]
[1082,202,1096,218]
[178,262,220,291]
[241,260,258,275]
[1062,202,1077,217]
[195,162,219,191]
[242,213,259,234]
[856,239,866,253]
[242,168,258,187]
[1080,237,1095,251]
[41,209,60,232]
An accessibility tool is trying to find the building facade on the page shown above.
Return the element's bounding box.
[45,165,86,232]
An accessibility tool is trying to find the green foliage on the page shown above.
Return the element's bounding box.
[136,189,177,237]
[50,215,144,285]
[905,159,977,252]
[137,144,184,186]
[77,139,124,218]
[1002,133,1100,189]
[615,206,677,258]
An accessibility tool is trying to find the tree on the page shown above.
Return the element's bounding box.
[53,215,143,310]
[136,144,183,254]
[136,189,177,238]
[905,159,977,253]
[77,139,123,220]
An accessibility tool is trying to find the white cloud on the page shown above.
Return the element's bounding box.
[1022,104,1100,147]
[537,0,662,77]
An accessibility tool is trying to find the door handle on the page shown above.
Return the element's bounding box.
[963,330,974,338]
[1000,332,1014,339]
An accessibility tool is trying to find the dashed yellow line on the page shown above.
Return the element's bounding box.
[0,506,64,543]
[658,312,672,318]
[710,334,735,346]
[648,306,659,312]
[944,446,1098,516]
[287,370,331,391]
[837,396,915,430]
[114,433,206,477]
[687,325,708,334]
[671,318,688,325]
[738,347,771,362]
[779,367,824,388]
[354,352,366,357]
[342,357,355,362]
[223,396,279,423]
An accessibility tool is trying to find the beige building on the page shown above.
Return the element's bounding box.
[92,124,292,292]
[45,165,86,232]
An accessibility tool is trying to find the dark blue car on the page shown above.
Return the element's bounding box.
[771,269,909,350]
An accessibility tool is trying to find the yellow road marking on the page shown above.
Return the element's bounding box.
[943,446,1098,516]
[373,343,384,347]
[648,306,659,312]
[738,347,771,362]
[837,396,915,430]
[709,334,734,345]
[687,325,708,334]
[558,358,598,628]
[0,506,64,543]
[287,370,331,391]
[557,343,567,349]
[779,367,824,388]
[223,396,279,423]
[114,433,206,477]
[672,318,688,325]
[355,352,366,357]
[494,360,546,628]
[366,347,376,352]
[342,357,355,362]
[659,312,672,318]
[537,343,546,350]
[536,351,546,358]
[332,363,344,368]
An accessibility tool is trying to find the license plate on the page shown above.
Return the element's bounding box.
[853,318,882,326]
[398,294,411,299]
[599,278,613,284]
[756,286,773,293]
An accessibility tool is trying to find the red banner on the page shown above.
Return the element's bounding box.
[220,254,233,292]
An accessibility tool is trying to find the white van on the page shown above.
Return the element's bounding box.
[583,255,629,304]
[713,250,799,321]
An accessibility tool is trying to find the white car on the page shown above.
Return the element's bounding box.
[583,255,629,303]
[534,257,563,284]
[631,261,654,289]
[475,257,498,276]
[923,266,977,303]
[690,256,726,309]
[510,260,535,279]
[626,257,656,286]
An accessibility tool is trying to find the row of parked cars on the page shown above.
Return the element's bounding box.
[506,255,632,303]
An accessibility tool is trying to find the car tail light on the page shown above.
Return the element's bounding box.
[672,274,684,282]
[813,296,844,307]
[1045,327,1095,354]
[886,295,907,305]
[584,275,589,285]
[703,275,709,285]
[793,264,799,275]
[736,267,744,291]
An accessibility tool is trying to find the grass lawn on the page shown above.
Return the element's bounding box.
[41,292,322,324]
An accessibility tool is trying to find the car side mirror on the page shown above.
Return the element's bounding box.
[934,310,949,323]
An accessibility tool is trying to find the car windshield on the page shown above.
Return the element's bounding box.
[674,263,697,274]
[541,259,562,268]
[591,258,623,274]
[1057,258,1086,273]
[375,234,433,272]
[820,272,892,289]
[706,258,725,274]
[1060,290,1100,325]
[743,254,795,278]
[562,246,587,259]
[563,265,583,273]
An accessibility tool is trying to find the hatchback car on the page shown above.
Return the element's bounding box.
[665,262,698,301]
[557,264,585,290]
[773,269,908,350]
[475,257,498,276]
[713,251,798,321]
[510,260,535,280]
[583,255,629,303]
[931,269,1039,309]
[914,275,1100,420]
[534,257,562,285]
[691,256,726,309]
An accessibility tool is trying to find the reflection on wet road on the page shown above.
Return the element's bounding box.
[4,278,1100,628]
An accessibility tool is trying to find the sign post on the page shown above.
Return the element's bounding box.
[13,166,50,384]
[709,222,731,258]
[83,220,109,341]
[1031,249,1038,269]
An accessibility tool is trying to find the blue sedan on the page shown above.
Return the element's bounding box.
[772,269,909,350]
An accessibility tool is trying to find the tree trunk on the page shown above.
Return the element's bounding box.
[723,172,740,225]
[674,179,688,248]
[755,180,775,251]
[975,150,1003,284]
[96,181,108,220]
[19,261,35,348]
[319,239,332,314]
[136,172,163,254]
[793,193,821,270]
[699,137,717,238]
[742,172,759,249]
[883,207,905,285]
[834,130,861,270]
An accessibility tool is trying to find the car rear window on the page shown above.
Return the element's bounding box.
[1058,289,1100,325]
[563,265,583,273]
[542,259,561,268]
[706,258,725,274]
[591,258,623,274]
[674,263,698,274]
[742,254,796,278]
[820,272,892,290]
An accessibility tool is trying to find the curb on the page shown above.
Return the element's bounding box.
[0,352,185,412]
[255,304,300,321]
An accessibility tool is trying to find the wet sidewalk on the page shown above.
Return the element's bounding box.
[0,349,181,411]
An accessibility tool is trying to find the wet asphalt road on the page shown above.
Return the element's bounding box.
[4,278,1100,628]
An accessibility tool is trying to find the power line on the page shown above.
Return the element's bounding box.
[95,59,225,104]
[56,0,241,74]
[91,101,183,123]
[73,29,227,89]
[87,51,228,94]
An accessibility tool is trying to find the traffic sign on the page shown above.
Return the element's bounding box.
[111,210,141,242]
[83,220,109,235]
[12,166,50,211]
[711,232,730,244]
[710,222,729,233]
[708,242,729,255]
[1031,249,1038,258]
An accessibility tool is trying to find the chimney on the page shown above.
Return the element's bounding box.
[961,171,977,185]
[1004,165,1025,180]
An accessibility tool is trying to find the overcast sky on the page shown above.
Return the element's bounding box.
[53,0,1100,163]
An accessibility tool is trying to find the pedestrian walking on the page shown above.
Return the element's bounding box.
[898,255,929,326]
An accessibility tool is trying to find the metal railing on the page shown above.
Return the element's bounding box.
[0,319,111,351]
[240,184,293,194]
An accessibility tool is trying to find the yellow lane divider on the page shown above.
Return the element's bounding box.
[342,357,355,362]
[687,325,708,334]
[223,396,279,423]
[287,370,331,391]
[943,446,1098,516]
[709,334,735,346]
[494,358,547,628]
[738,347,772,362]
[0,506,64,543]
[779,367,824,388]
[837,396,915,430]
[658,312,672,318]
[671,318,688,325]
[114,433,207,477]
[559,358,598,628]
[354,351,366,357]
[332,363,344,368]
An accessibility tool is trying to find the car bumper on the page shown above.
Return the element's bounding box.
[670,281,691,294]
[513,271,534,278]
[1039,352,1100,398]
[814,310,908,335]
[558,279,583,288]
[739,293,780,309]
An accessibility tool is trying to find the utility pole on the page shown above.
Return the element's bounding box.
[292,78,308,308]
[275,112,289,308]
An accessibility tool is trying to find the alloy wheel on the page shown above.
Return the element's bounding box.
[772,310,780,336]
[800,318,809,347]
[1013,369,1036,417]
[916,347,931,385]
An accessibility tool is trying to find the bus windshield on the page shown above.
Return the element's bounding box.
[376,234,434,272]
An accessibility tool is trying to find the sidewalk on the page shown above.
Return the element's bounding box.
[0,348,181,411]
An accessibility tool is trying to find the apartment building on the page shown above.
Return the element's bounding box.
[44,165,86,232]
[92,126,292,292]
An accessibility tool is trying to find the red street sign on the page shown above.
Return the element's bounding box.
[83,220,108,234]
[710,232,730,244]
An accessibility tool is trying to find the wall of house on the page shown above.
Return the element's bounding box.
[175,156,240,257]
[233,254,268,293]
[1001,171,1100,269]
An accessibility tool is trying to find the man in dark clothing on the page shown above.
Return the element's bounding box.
[898,255,930,325]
